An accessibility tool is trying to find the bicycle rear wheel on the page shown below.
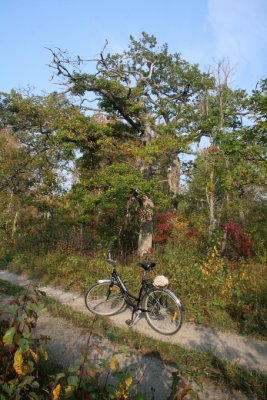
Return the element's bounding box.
[85,281,125,316]
[144,288,183,335]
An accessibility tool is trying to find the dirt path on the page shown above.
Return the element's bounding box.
[0,269,266,399]
[1,270,266,375]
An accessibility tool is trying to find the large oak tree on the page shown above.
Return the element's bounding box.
[47,33,214,255]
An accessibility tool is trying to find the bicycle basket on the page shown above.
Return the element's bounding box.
[153,275,169,288]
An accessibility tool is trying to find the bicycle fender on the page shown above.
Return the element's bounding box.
[97,279,112,284]
[163,288,183,308]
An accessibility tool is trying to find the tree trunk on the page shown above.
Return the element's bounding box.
[221,229,227,255]
[220,192,229,253]
[206,168,216,238]
[138,195,153,257]
[207,193,216,238]
[138,118,154,256]
[11,211,19,238]
[167,155,180,195]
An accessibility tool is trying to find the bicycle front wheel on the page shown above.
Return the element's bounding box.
[85,281,125,316]
[144,288,183,335]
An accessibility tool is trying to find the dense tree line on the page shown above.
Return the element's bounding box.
[0,34,266,259]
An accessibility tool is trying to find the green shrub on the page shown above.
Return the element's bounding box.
[0,248,15,269]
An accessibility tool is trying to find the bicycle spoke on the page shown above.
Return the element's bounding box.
[145,289,183,335]
[85,282,125,316]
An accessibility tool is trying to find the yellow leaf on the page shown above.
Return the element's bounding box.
[110,356,119,371]
[43,350,48,361]
[173,311,177,321]
[13,349,23,373]
[52,383,61,400]
[29,348,39,363]
[124,375,132,389]
[13,349,29,377]
[116,385,127,399]
[64,385,73,395]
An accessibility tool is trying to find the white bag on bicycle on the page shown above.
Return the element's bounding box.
[153,275,169,287]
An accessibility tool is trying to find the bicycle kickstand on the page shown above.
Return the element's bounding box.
[125,309,141,327]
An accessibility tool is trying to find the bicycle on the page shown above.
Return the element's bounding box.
[85,250,183,335]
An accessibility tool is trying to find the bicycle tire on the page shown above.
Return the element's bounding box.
[85,281,125,316]
[144,288,183,335]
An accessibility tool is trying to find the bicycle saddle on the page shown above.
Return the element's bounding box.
[139,262,156,271]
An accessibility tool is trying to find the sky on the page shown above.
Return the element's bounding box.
[1,0,267,95]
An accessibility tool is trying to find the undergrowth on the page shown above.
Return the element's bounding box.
[0,282,201,400]
[1,279,267,400]
[1,244,266,340]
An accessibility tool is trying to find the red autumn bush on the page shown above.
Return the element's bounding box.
[224,221,253,257]
[154,212,197,245]
[154,211,176,244]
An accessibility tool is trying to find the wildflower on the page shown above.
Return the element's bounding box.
[221,275,233,298]
[116,375,132,400]
[110,356,119,371]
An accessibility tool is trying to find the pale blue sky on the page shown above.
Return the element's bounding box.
[1,0,266,94]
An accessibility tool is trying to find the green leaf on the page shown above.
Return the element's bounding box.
[17,315,26,324]
[106,385,116,395]
[106,331,116,342]
[1,383,13,395]
[6,305,18,315]
[118,344,129,354]
[55,372,66,381]
[23,331,31,339]
[3,327,16,346]
[101,360,109,369]
[18,338,30,351]
[22,375,35,385]
[134,394,147,400]
[30,381,40,389]
[189,389,200,399]
[170,361,181,370]
[26,302,45,314]
[68,364,80,373]
[67,375,79,387]
[28,392,39,400]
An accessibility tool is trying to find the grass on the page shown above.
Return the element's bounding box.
[0,278,26,296]
[1,278,267,400]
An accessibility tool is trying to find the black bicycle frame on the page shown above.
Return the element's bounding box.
[111,268,150,321]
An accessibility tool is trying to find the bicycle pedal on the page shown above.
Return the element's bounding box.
[125,319,134,326]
